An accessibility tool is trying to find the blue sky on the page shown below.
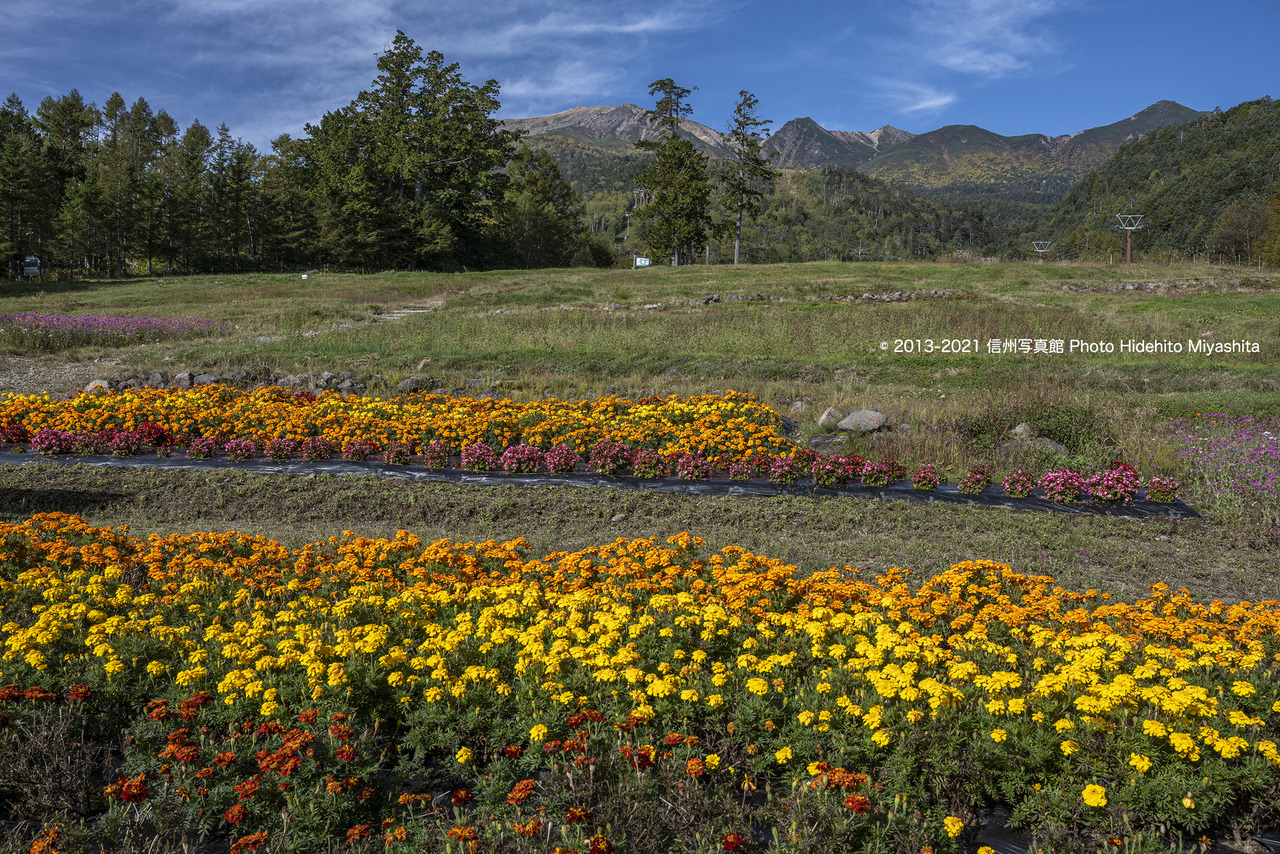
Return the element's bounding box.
[4,0,1276,151]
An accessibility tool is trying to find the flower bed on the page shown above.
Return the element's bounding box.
[0,386,1187,507]
[1,513,1276,852]
[0,312,224,351]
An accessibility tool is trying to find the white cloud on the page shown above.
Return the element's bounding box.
[908,0,1068,78]
[883,81,959,114]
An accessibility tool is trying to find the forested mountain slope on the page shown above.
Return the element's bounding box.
[1038,97,1280,263]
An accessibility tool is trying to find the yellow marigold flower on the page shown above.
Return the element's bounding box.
[455,747,473,765]
[797,710,815,726]
[1231,680,1255,697]
[746,678,769,696]
[1142,719,1168,738]
[1182,794,1196,809]
[1082,784,1107,807]
[990,729,1008,743]
[871,730,892,747]
[706,694,724,708]
[705,754,720,770]
[1054,718,1074,733]
[775,746,793,764]
[529,724,548,742]
[1128,753,1152,774]
[1060,740,1078,756]
[979,848,996,854]
[943,816,964,838]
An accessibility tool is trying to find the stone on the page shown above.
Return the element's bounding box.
[837,409,887,433]
[806,433,849,453]
[172,371,194,389]
[789,401,809,415]
[817,408,844,432]
[997,436,1070,458]
[84,378,111,393]
[193,373,219,386]
[1009,422,1034,439]
[221,369,248,383]
[396,377,432,394]
[277,375,304,388]
[144,370,169,388]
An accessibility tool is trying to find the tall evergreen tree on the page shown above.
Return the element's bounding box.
[720,90,776,264]
[501,145,583,268]
[635,79,711,265]
[304,31,520,269]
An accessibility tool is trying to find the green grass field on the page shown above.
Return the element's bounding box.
[3,260,1278,602]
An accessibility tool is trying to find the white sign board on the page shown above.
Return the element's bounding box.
[634,257,651,268]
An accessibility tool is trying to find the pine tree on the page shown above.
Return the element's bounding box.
[635,79,711,266]
[501,145,584,268]
[720,91,776,264]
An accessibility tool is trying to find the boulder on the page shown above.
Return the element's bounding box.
[817,407,844,432]
[193,373,219,386]
[84,378,111,393]
[1008,422,1034,440]
[807,433,850,453]
[171,371,194,389]
[837,409,887,433]
[789,400,809,415]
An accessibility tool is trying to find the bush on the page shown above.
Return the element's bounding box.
[674,452,714,481]
[461,440,499,472]
[420,439,450,469]
[501,443,545,474]
[264,438,299,461]
[1087,461,1141,503]
[186,436,222,460]
[769,455,802,484]
[300,436,338,461]
[1002,469,1037,498]
[543,444,579,474]
[631,449,667,479]
[957,467,992,495]
[224,439,256,461]
[382,442,413,465]
[1039,469,1088,503]
[589,440,633,476]
[1145,475,1182,503]
[911,463,941,491]
[342,439,380,462]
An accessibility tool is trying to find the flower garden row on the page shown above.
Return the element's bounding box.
[3,513,1278,853]
[0,386,1181,503]
[0,312,225,351]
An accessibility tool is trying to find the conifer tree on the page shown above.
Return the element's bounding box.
[635,79,711,266]
[720,90,776,264]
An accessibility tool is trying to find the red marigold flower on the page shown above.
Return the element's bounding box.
[346,825,372,843]
[565,806,591,824]
[68,685,92,702]
[845,793,871,814]
[234,777,260,800]
[723,833,746,851]
[230,830,269,854]
[664,732,684,746]
[507,779,536,805]
[451,789,474,806]
[446,825,478,841]
[590,834,614,854]
[297,709,318,724]
[335,744,357,762]
[214,751,237,767]
[501,745,525,759]
[225,803,247,824]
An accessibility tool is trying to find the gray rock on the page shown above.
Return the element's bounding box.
[789,401,809,415]
[144,370,169,388]
[193,373,219,386]
[277,375,304,389]
[997,436,1070,457]
[806,433,850,453]
[1009,422,1034,439]
[84,378,111,393]
[396,377,432,394]
[837,408,887,433]
[221,369,249,383]
[172,371,194,389]
[817,407,844,432]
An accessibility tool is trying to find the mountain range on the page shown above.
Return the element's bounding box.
[501,100,1206,220]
